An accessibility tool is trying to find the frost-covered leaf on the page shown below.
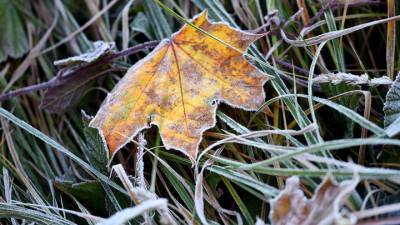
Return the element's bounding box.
[40,80,92,113]
[82,111,108,173]
[90,11,269,163]
[384,74,400,127]
[39,64,111,113]
[0,0,29,62]
[270,176,358,225]
[40,41,115,113]
[54,180,109,214]
[54,41,115,67]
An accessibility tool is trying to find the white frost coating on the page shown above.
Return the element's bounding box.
[313,73,393,86]
[54,41,115,67]
[384,73,400,127]
[89,10,270,165]
[97,199,168,225]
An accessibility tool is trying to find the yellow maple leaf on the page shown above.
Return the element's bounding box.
[90,10,269,162]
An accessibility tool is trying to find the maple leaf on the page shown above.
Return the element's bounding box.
[90,10,269,162]
[270,176,359,225]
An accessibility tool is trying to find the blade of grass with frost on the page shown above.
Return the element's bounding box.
[265,89,373,144]
[98,199,168,225]
[238,138,400,170]
[112,164,178,224]
[0,129,52,212]
[198,117,318,162]
[147,144,196,210]
[385,117,400,137]
[158,150,192,166]
[212,157,400,179]
[387,0,395,80]
[323,4,346,71]
[195,160,211,225]
[122,0,134,52]
[4,120,55,178]
[0,107,128,195]
[144,0,172,39]
[214,111,307,178]
[318,2,361,140]
[158,165,194,210]
[207,166,278,196]
[150,135,161,192]
[300,13,387,38]
[221,177,254,224]
[41,0,117,54]
[250,168,400,180]
[0,203,75,225]
[13,202,104,223]
[249,94,386,136]
[214,112,319,187]
[0,77,63,177]
[308,41,327,142]
[2,168,17,225]
[191,0,236,25]
[281,14,400,47]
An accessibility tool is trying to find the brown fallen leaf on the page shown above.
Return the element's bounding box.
[90,10,269,162]
[270,176,359,225]
[40,41,116,113]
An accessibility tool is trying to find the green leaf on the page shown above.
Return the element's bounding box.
[130,12,154,39]
[0,0,28,62]
[82,111,108,173]
[384,75,400,127]
[54,180,130,215]
[54,180,108,214]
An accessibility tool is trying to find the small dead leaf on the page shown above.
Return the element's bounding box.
[90,10,269,162]
[53,41,115,67]
[39,65,113,113]
[40,41,116,113]
[270,176,359,225]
